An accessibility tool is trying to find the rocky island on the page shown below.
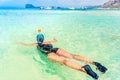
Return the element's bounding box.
[25,4,40,9]
[102,0,120,8]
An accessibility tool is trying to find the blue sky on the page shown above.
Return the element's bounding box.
[0,0,109,8]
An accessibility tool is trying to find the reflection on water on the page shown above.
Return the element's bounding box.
[0,10,120,80]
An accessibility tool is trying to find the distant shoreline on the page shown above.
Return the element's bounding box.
[0,8,120,11]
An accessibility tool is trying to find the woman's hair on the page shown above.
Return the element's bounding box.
[37,29,41,32]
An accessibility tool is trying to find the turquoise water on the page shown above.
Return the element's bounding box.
[0,9,120,80]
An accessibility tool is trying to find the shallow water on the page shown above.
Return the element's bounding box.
[0,10,120,80]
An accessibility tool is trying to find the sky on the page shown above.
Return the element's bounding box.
[0,0,109,8]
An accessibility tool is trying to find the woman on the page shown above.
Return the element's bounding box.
[17,29,107,79]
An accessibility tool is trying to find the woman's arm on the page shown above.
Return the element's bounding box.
[16,40,38,46]
[42,38,57,44]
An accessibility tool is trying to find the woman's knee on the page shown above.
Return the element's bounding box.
[62,59,68,65]
[71,54,79,59]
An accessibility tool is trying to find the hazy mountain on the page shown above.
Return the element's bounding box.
[102,0,120,8]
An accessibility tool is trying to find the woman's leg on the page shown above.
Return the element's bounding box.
[47,52,98,79]
[56,48,107,73]
[56,48,93,64]
[47,52,86,72]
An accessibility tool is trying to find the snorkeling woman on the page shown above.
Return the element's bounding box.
[17,29,107,79]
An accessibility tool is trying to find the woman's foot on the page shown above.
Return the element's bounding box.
[93,62,107,73]
[83,65,99,79]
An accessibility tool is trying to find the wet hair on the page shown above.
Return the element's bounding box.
[37,33,44,43]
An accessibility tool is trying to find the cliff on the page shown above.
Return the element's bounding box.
[102,0,120,8]
[25,4,40,8]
